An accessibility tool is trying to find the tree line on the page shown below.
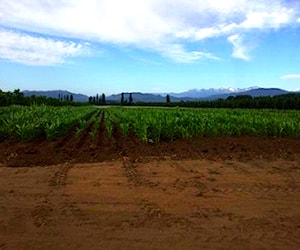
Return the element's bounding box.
[111,92,300,110]
[120,92,133,105]
[88,93,106,105]
[134,94,300,110]
[184,94,300,109]
[0,89,86,106]
[1,89,299,110]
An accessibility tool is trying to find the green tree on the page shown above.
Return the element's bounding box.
[166,94,171,104]
[121,92,125,105]
[102,93,106,105]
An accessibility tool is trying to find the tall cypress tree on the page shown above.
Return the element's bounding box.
[121,92,124,105]
[166,94,171,104]
[102,93,106,105]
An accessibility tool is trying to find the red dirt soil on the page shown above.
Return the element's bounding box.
[0,158,300,249]
[0,122,300,249]
[0,133,299,167]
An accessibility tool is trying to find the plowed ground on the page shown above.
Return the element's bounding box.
[0,116,300,249]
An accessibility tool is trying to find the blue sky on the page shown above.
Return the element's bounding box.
[0,0,300,95]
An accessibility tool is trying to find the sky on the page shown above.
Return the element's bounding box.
[0,0,300,96]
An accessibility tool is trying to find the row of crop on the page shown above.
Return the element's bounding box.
[75,109,102,140]
[0,105,98,141]
[1,106,299,142]
[105,107,300,142]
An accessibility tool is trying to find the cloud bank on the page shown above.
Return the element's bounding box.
[0,0,299,65]
[0,29,90,66]
[280,74,300,80]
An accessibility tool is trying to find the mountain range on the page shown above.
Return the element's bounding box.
[22,90,89,102]
[22,87,296,103]
[167,87,259,99]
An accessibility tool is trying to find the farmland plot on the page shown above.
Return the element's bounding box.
[0,106,300,249]
[0,158,300,249]
[105,107,300,141]
[0,105,97,141]
[1,106,300,143]
[0,106,300,166]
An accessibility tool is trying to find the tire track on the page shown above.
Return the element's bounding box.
[170,161,191,173]
[190,208,241,222]
[136,201,195,231]
[49,163,73,187]
[31,163,74,229]
[122,157,160,188]
[172,178,207,195]
[59,201,102,228]
[31,202,53,228]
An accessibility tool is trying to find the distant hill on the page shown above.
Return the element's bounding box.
[238,88,289,97]
[204,88,289,100]
[168,87,254,99]
[21,88,294,103]
[106,92,180,103]
[22,90,89,102]
[106,88,291,103]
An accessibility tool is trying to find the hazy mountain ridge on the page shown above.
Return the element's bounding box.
[22,90,89,102]
[22,87,295,103]
[106,92,168,102]
[167,87,260,99]
[108,88,292,102]
[201,88,289,100]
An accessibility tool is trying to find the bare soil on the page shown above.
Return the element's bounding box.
[0,157,300,250]
[0,134,299,167]
[0,125,300,249]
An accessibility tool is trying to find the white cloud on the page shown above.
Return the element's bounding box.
[0,0,299,64]
[280,74,300,80]
[227,34,250,61]
[158,43,220,63]
[0,29,90,66]
[240,8,294,29]
[175,27,221,41]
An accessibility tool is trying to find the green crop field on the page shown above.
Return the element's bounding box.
[106,107,300,142]
[0,105,97,141]
[0,105,299,142]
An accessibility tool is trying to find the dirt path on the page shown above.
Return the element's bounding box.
[1,158,300,249]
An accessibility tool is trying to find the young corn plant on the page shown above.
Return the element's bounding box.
[105,119,113,139]
[120,122,130,138]
[74,119,88,139]
[133,121,148,142]
[89,116,100,140]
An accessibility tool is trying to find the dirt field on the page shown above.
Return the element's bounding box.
[0,135,300,249]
